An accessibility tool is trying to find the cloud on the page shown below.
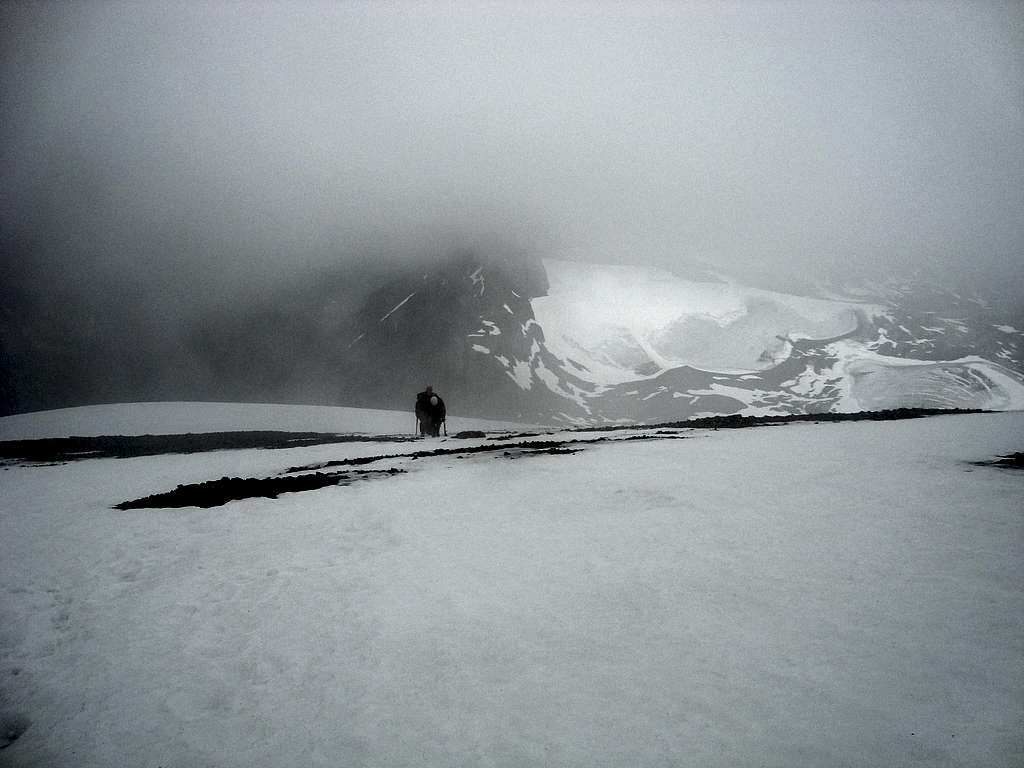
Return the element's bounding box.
[1,1,1022,411]
[4,2,1023,279]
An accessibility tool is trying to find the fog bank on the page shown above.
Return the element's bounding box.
[2,1,1022,412]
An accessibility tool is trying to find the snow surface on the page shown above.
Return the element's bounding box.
[821,342,1024,412]
[506,360,533,390]
[1,405,1023,767]
[530,259,881,384]
[0,402,536,441]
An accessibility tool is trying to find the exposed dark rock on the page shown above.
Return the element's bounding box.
[575,407,990,432]
[973,452,1024,470]
[111,408,996,509]
[114,468,403,509]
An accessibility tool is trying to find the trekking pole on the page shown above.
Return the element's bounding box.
[443,420,447,437]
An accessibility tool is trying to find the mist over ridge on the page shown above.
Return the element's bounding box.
[2,1,1022,416]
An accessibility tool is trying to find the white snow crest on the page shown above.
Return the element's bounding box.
[0,402,537,440]
[506,360,533,390]
[380,292,417,322]
[534,358,592,410]
[468,266,485,296]
[787,365,832,397]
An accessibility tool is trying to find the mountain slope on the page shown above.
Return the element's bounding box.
[330,254,1024,424]
[3,252,1021,423]
[440,257,1024,423]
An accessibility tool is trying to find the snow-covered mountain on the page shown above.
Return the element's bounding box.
[337,253,1024,424]
[4,252,1021,423]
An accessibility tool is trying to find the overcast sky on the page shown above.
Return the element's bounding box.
[2,0,1023,301]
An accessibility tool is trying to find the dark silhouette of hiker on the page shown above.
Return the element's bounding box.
[415,385,446,437]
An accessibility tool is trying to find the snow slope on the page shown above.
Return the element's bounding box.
[530,259,880,383]
[1,405,1022,766]
[465,258,1024,422]
[0,402,536,441]
[824,342,1024,412]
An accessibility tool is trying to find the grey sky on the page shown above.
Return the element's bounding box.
[2,0,1023,299]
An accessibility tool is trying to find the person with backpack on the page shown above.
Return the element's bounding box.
[415,385,446,437]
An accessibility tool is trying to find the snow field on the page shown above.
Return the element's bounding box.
[0,401,538,441]
[821,342,1024,412]
[531,259,878,382]
[1,410,1022,766]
